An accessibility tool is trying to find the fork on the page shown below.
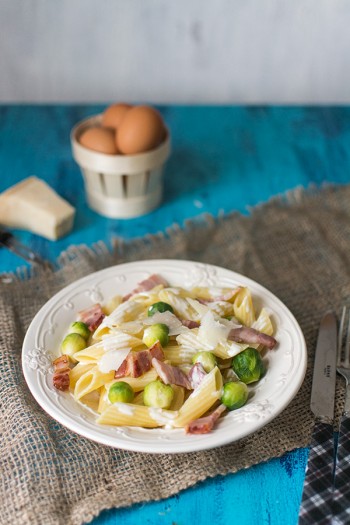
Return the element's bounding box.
[332,306,350,523]
[0,228,53,270]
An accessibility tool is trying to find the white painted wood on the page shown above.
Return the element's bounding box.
[1,0,350,103]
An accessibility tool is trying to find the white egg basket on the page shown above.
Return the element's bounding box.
[71,114,171,218]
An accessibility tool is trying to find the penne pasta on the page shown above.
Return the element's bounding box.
[69,363,95,389]
[173,367,223,427]
[107,368,159,392]
[233,287,256,327]
[74,332,143,364]
[97,403,178,428]
[74,367,114,400]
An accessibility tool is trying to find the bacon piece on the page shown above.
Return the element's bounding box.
[188,363,207,389]
[53,373,70,391]
[185,404,226,434]
[181,319,200,329]
[78,303,105,331]
[228,327,276,349]
[123,274,168,301]
[53,355,72,391]
[128,351,151,377]
[149,341,165,361]
[151,358,191,389]
[114,359,129,379]
[114,342,165,379]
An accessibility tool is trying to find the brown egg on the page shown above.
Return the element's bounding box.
[79,126,119,155]
[102,103,132,130]
[117,105,165,155]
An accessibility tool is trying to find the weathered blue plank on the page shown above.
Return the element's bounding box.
[1,106,350,271]
[1,105,343,524]
[89,450,308,525]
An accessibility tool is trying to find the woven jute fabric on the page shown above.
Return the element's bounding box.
[1,184,349,525]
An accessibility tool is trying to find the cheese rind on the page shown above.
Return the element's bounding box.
[0,177,75,240]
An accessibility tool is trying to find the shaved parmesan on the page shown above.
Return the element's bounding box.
[98,347,130,373]
[198,311,230,349]
[143,311,186,335]
[187,298,209,317]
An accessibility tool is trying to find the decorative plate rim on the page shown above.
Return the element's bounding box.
[22,259,307,454]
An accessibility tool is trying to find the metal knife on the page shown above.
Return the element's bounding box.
[299,312,337,525]
[0,228,53,269]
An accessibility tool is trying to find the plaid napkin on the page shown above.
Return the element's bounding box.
[299,422,335,524]
[333,416,350,523]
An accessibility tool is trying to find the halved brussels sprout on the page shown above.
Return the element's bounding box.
[143,380,174,409]
[148,301,174,317]
[68,321,90,341]
[143,323,169,347]
[61,333,86,357]
[192,351,217,373]
[108,381,134,404]
[232,347,265,384]
[221,381,248,410]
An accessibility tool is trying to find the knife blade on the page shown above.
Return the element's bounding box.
[299,311,337,525]
[310,312,338,423]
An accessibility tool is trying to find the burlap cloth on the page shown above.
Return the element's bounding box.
[1,184,349,525]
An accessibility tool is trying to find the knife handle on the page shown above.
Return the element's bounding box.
[299,421,335,525]
[332,414,350,524]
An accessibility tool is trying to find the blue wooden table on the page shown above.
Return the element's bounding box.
[1,105,349,525]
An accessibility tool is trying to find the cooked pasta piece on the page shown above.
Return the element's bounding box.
[103,295,123,315]
[173,367,223,427]
[69,363,95,389]
[252,307,274,336]
[128,284,166,306]
[79,389,101,412]
[74,367,114,400]
[97,386,109,414]
[163,344,196,365]
[93,301,145,339]
[73,332,143,364]
[107,368,159,392]
[158,289,200,321]
[207,301,234,318]
[97,403,178,428]
[233,287,255,327]
[169,385,185,411]
[133,392,144,405]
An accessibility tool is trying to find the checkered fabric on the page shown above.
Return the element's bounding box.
[332,416,350,524]
[299,422,335,525]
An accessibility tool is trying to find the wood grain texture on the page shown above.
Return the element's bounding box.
[1,1,350,103]
[0,105,346,524]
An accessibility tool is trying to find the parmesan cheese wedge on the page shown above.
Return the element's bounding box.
[0,176,75,240]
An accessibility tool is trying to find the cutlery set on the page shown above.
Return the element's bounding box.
[299,310,350,524]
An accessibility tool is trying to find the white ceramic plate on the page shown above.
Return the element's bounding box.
[22,260,307,454]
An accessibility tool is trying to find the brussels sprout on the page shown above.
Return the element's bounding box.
[143,380,174,409]
[108,381,134,403]
[221,381,248,410]
[68,321,90,341]
[232,347,266,384]
[192,351,217,373]
[148,301,174,317]
[61,333,86,357]
[143,323,169,347]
